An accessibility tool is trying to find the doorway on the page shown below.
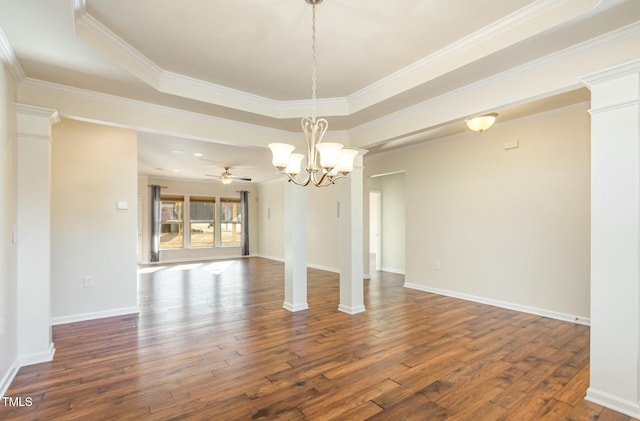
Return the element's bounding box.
[369,191,382,272]
[368,171,405,275]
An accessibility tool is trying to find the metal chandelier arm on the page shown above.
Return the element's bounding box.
[303,117,327,173]
[277,167,347,187]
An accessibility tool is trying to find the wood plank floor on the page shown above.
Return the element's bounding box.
[1,257,637,420]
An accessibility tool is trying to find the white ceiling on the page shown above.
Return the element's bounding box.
[1,0,639,183]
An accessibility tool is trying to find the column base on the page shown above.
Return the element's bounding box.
[283,302,309,312]
[586,388,640,418]
[338,304,366,314]
[18,342,55,367]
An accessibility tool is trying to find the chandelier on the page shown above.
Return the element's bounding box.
[268,0,357,187]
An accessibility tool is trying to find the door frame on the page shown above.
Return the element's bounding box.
[370,190,382,271]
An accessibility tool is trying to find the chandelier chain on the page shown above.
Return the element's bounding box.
[311,2,317,122]
[268,0,357,188]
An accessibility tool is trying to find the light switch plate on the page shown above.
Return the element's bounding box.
[504,140,519,150]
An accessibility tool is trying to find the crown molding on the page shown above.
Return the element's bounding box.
[347,0,600,113]
[348,21,640,147]
[74,2,349,119]
[581,58,640,86]
[18,78,290,133]
[74,8,163,85]
[0,24,25,81]
[15,103,59,124]
[17,18,640,152]
[17,78,307,148]
[72,0,600,120]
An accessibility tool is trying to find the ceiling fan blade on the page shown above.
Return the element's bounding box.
[232,176,252,182]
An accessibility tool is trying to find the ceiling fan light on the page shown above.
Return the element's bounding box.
[466,113,498,132]
[315,142,343,170]
[268,143,295,170]
[221,175,233,184]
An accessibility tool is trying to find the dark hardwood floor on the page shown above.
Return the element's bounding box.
[1,257,636,420]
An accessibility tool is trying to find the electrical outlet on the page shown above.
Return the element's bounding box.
[433,261,441,271]
[83,276,94,288]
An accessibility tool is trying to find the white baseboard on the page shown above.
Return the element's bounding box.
[307,263,339,273]
[150,255,249,264]
[1,342,56,397]
[18,342,55,367]
[52,306,139,326]
[404,283,590,326]
[283,302,309,312]
[586,387,640,418]
[338,304,366,314]
[256,255,340,274]
[0,358,19,398]
[255,254,283,263]
[381,267,406,275]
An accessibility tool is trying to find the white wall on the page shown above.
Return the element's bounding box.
[51,119,138,322]
[257,178,341,271]
[0,62,18,394]
[139,176,260,263]
[365,102,591,319]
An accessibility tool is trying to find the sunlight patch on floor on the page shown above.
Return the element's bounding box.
[138,266,167,274]
[168,263,203,271]
[203,261,235,274]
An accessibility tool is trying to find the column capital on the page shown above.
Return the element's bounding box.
[581,59,640,87]
[16,103,60,141]
[581,60,640,113]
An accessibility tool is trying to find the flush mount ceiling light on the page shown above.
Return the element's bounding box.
[268,0,357,187]
[466,112,499,133]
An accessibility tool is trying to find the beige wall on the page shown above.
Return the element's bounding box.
[139,176,260,263]
[0,62,18,391]
[258,180,285,261]
[51,119,138,321]
[307,183,339,271]
[258,178,341,272]
[365,102,591,319]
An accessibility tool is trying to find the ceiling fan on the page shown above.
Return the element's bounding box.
[206,167,252,185]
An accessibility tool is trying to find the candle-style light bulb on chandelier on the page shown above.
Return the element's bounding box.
[268,0,358,187]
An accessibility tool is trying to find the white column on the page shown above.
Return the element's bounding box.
[16,104,59,365]
[338,152,366,314]
[283,180,308,311]
[582,60,640,418]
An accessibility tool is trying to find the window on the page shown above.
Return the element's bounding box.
[157,194,244,250]
[190,197,215,248]
[220,198,242,247]
[160,195,184,249]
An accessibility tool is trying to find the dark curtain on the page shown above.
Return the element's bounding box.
[150,185,161,262]
[240,191,250,256]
